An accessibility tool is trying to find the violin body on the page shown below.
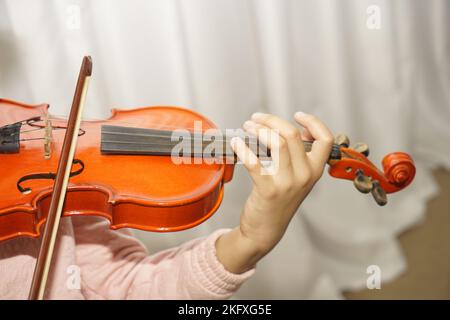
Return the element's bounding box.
[0,98,235,242]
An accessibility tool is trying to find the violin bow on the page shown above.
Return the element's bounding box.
[28,56,92,300]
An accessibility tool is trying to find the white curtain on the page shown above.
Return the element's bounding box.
[1,0,448,299]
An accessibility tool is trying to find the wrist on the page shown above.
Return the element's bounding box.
[215,227,267,274]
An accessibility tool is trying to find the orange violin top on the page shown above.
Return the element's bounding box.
[0,98,235,242]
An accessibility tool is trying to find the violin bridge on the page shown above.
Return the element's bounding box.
[44,117,53,159]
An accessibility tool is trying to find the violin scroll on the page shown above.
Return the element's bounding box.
[327,134,415,206]
[382,152,415,188]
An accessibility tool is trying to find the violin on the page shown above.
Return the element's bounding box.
[0,99,416,243]
[0,56,416,299]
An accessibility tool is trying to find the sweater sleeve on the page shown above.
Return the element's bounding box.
[72,216,255,300]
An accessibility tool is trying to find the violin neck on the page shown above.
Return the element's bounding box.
[100,125,341,160]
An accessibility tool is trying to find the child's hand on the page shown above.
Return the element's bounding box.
[215,112,334,274]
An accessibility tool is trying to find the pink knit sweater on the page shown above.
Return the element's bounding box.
[0,216,255,299]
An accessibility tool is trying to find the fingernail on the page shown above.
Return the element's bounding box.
[251,112,265,120]
[243,120,255,129]
[295,111,307,119]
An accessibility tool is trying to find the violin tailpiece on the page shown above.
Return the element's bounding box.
[0,122,21,154]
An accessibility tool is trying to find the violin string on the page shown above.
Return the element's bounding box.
[12,127,320,152]
[7,113,325,138]
[6,124,68,137]
[7,115,320,144]
[100,139,313,150]
[101,129,316,145]
[101,132,260,145]
[5,118,237,138]
[7,117,339,153]
[6,124,81,139]
[101,140,264,148]
[11,128,333,154]
[47,115,218,132]
[100,138,313,151]
[48,114,319,136]
[101,140,269,156]
[101,130,328,152]
[101,138,317,155]
[20,137,46,142]
[18,128,43,134]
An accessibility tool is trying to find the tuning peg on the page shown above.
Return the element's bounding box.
[353,169,373,193]
[352,142,370,157]
[335,134,350,147]
[371,180,388,206]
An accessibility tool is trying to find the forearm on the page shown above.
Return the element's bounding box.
[74,217,254,299]
[215,227,269,274]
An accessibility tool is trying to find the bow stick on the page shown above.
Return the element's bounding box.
[28,56,92,300]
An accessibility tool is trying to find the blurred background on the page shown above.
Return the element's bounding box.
[1,0,449,299]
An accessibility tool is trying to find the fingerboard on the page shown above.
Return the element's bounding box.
[100,125,341,160]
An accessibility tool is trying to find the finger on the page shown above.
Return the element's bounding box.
[294,112,334,171]
[230,136,268,185]
[299,127,314,154]
[250,113,308,165]
[243,120,291,171]
[300,127,313,141]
